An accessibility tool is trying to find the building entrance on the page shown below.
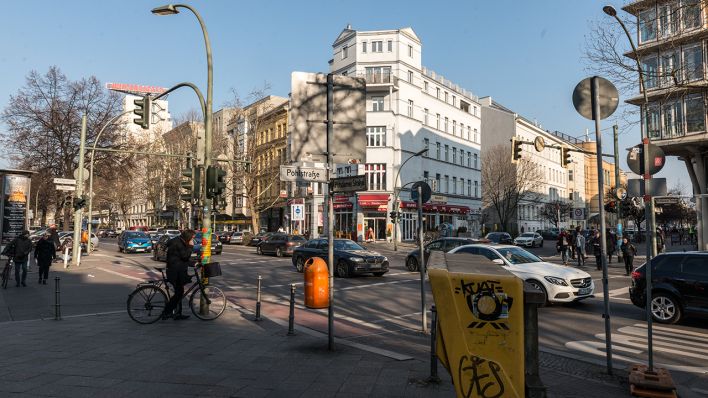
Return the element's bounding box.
[363,214,386,241]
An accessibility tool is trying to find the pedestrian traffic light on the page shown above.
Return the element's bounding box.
[511,137,523,163]
[133,95,152,130]
[561,147,572,168]
[181,164,200,203]
[390,211,398,223]
[73,195,87,211]
[206,166,227,198]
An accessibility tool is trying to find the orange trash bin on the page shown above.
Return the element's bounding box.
[304,257,329,309]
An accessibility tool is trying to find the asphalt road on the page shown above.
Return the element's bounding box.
[71,238,708,393]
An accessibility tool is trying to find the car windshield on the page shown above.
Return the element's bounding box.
[520,233,535,238]
[125,232,148,239]
[334,240,365,251]
[495,247,542,265]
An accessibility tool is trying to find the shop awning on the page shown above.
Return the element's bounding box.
[358,194,390,207]
[400,201,470,215]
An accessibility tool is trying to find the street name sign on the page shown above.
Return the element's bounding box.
[280,165,328,182]
[654,197,680,205]
[53,178,76,185]
[331,175,367,193]
[56,185,76,191]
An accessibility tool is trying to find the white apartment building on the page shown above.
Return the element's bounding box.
[329,26,483,241]
[479,98,587,233]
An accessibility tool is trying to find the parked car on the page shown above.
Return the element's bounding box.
[228,231,252,245]
[405,237,482,272]
[448,244,595,305]
[58,231,100,251]
[216,231,232,244]
[536,230,559,240]
[148,233,161,246]
[484,232,513,244]
[257,234,307,257]
[292,239,389,277]
[152,234,172,261]
[118,231,151,253]
[513,232,544,248]
[629,252,708,324]
[249,231,274,247]
[100,229,118,238]
[192,232,222,256]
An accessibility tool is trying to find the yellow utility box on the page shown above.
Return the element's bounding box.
[428,252,525,398]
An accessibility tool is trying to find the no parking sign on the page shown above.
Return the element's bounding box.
[572,208,585,220]
[291,204,304,221]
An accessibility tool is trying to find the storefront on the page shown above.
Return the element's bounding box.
[399,201,471,240]
[358,193,390,241]
[334,195,354,239]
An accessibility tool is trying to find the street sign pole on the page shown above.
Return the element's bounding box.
[326,73,335,351]
[71,115,87,267]
[418,185,427,334]
[614,125,623,261]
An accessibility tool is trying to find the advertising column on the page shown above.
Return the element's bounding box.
[1,174,31,246]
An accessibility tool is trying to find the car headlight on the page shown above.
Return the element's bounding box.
[544,276,568,286]
[349,257,364,262]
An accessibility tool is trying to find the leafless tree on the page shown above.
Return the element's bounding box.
[481,145,543,233]
[539,200,574,228]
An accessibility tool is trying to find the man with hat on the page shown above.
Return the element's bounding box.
[4,230,33,287]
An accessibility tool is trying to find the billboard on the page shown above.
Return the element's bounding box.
[1,174,30,245]
[289,72,366,165]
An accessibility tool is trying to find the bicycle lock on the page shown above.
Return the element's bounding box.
[288,283,296,336]
[54,277,61,320]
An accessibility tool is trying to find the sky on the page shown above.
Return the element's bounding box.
[0,0,690,191]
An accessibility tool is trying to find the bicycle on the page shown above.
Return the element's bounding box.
[1,258,11,289]
[126,262,226,324]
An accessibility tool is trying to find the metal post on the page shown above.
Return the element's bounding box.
[418,185,428,334]
[326,73,335,351]
[54,277,61,320]
[287,283,296,336]
[592,77,613,375]
[255,275,262,321]
[613,125,623,262]
[428,305,441,383]
[63,246,70,269]
[71,115,87,266]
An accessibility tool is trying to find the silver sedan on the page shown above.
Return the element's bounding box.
[513,232,543,248]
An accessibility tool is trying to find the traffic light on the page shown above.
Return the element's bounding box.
[133,95,152,129]
[390,211,398,223]
[73,195,87,211]
[511,137,522,163]
[180,158,200,203]
[560,147,572,168]
[206,166,227,198]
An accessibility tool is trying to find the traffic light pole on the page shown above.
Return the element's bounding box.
[71,115,87,267]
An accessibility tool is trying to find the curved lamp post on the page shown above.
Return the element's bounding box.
[392,148,428,251]
[153,3,214,266]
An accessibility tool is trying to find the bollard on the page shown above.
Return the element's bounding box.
[524,283,547,398]
[428,305,441,383]
[54,277,61,320]
[76,248,81,267]
[255,275,262,321]
[287,283,295,336]
[63,247,70,269]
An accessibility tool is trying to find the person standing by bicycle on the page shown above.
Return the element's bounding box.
[3,230,33,287]
[161,229,195,320]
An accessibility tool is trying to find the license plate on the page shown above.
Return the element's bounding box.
[135,248,145,252]
[578,287,592,295]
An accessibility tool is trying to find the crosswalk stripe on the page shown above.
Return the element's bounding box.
[596,333,708,360]
[618,326,708,350]
[631,323,708,341]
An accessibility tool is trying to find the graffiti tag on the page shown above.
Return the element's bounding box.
[458,355,506,398]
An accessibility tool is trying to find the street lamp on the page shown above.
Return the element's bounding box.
[392,148,428,251]
[153,3,214,265]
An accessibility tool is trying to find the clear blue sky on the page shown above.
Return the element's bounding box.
[0,0,688,189]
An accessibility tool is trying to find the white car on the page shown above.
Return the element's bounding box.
[513,232,544,248]
[58,232,100,250]
[448,244,594,304]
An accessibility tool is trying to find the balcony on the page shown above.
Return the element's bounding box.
[358,73,399,91]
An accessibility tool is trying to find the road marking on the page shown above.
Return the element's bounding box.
[96,267,145,282]
[337,279,418,291]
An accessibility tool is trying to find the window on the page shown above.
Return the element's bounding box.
[453,120,457,136]
[452,95,456,106]
[444,91,448,103]
[467,126,471,141]
[444,145,449,162]
[436,113,441,129]
[424,81,428,92]
[408,100,414,117]
[460,149,464,166]
[658,4,678,38]
[444,117,449,133]
[436,88,441,99]
[408,44,413,57]
[683,0,702,31]
[365,163,386,191]
[435,174,441,192]
[467,152,471,168]
[371,96,384,112]
[424,138,429,154]
[460,123,464,136]
[366,126,386,147]
[444,175,449,193]
[436,142,441,160]
[473,106,478,116]
[366,66,391,84]
[362,41,367,53]
[467,180,471,196]
[372,41,383,52]
[660,51,678,87]
[568,170,574,181]
[685,94,705,133]
[408,70,414,83]
[424,108,429,125]
[474,128,478,143]
[683,44,703,82]
[423,171,429,183]
[662,100,684,138]
[474,181,479,197]
[459,178,464,195]
[642,56,659,89]
[683,255,708,276]
[639,8,657,43]
[474,153,478,169]
[387,40,393,52]
[341,45,348,59]
[452,147,457,163]
[452,177,457,194]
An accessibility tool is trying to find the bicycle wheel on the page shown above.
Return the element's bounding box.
[127,285,167,324]
[189,285,226,320]
[1,261,11,289]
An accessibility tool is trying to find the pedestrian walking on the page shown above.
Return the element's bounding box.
[2,230,33,287]
[570,226,577,260]
[620,237,636,276]
[606,230,616,263]
[557,229,570,265]
[34,232,56,284]
[161,229,195,321]
[591,230,602,271]
[367,227,375,243]
[655,228,665,254]
[575,228,586,267]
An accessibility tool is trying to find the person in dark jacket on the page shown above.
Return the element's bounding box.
[591,230,603,271]
[620,236,636,276]
[49,224,61,262]
[4,230,33,287]
[161,229,195,320]
[34,232,56,284]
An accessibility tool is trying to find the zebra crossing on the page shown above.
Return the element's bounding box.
[565,323,708,374]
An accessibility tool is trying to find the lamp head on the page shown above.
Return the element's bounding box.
[152,4,179,15]
[602,5,617,17]
[414,148,428,157]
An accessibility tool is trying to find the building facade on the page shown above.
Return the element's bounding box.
[328,26,483,241]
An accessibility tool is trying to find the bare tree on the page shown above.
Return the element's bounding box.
[481,145,543,233]
[539,200,573,228]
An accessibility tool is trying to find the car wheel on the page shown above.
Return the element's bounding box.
[276,247,283,257]
[406,257,419,272]
[335,261,350,278]
[540,240,544,248]
[651,293,682,324]
[527,280,548,307]
[295,257,305,272]
[530,241,535,248]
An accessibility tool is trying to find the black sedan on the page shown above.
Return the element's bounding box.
[405,237,481,272]
[291,239,388,278]
[249,232,274,247]
[257,234,306,256]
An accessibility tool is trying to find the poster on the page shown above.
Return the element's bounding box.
[2,175,30,245]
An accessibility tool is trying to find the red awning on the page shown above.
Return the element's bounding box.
[400,201,470,215]
[358,194,390,207]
